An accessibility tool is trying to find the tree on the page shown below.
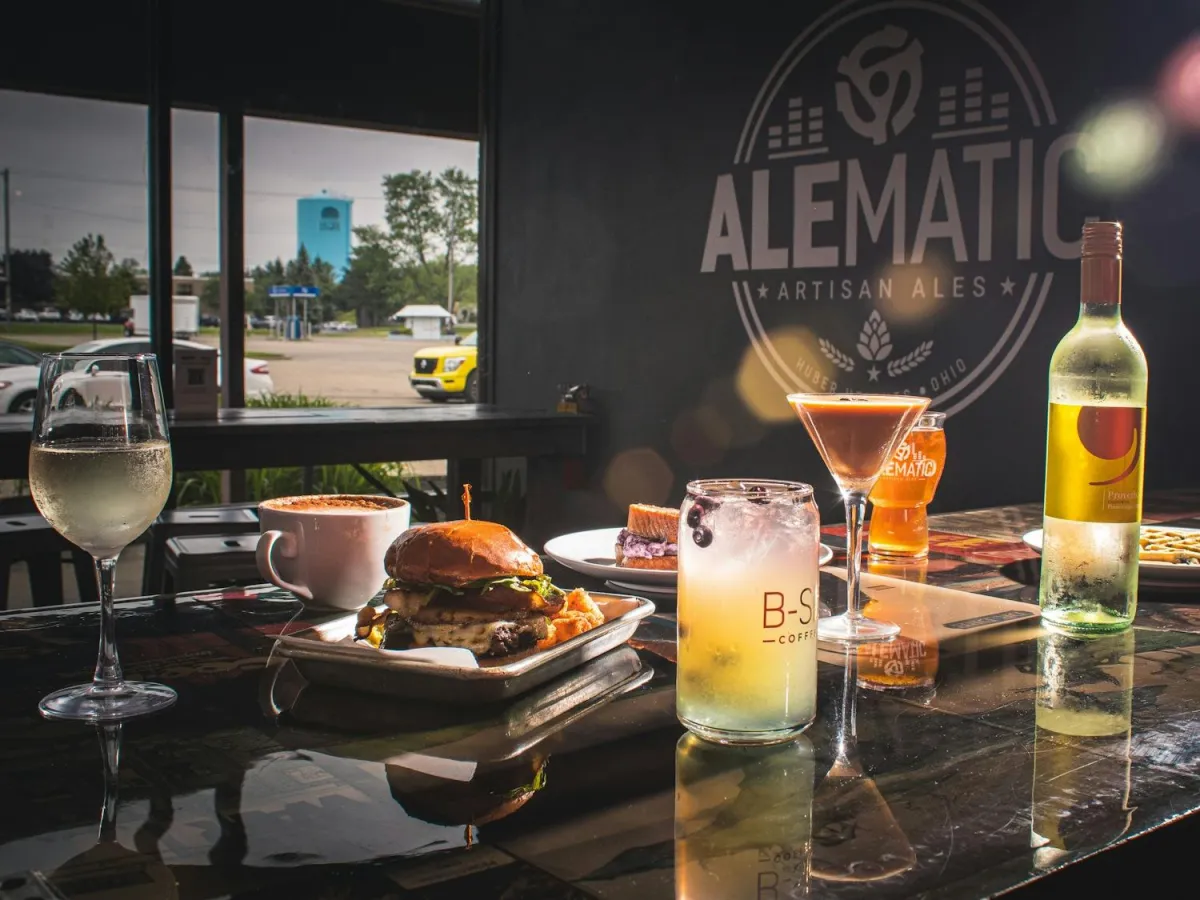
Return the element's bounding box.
[382,170,441,272]
[55,234,133,336]
[330,226,400,327]
[248,257,286,315]
[8,249,55,310]
[172,255,194,277]
[199,272,221,316]
[380,166,479,316]
[435,167,479,316]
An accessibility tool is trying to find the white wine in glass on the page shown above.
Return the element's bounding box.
[30,353,176,722]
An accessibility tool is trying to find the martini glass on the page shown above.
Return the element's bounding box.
[788,393,929,642]
[812,645,915,882]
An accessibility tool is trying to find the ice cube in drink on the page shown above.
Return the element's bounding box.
[677,480,820,744]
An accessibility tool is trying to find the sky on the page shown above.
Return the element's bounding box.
[0,90,480,273]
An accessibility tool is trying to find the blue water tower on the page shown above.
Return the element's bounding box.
[297,190,353,277]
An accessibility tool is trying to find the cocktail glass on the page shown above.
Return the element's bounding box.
[787,393,930,643]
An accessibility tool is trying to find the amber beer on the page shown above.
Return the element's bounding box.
[857,560,938,696]
[867,413,946,559]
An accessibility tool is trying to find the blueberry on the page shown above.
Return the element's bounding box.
[686,504,704,528]
[693,526,713,548]
[692,495,718,511]
[747,484,769,505]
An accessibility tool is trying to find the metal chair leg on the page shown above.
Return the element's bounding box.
[27,552,63,607]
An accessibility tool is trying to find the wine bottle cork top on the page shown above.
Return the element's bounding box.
[1081,221,1122,258]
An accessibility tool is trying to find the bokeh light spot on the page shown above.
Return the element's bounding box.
[1071,98,1166,194]
[874,259,950,325]
[1159,36,1200,130]
[736,327,829,423]
[603,447,674,510]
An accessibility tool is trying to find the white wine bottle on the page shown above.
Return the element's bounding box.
[1039,221,1147,631]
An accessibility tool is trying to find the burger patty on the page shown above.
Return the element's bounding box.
[384,581,565,618]
[404,607,549,657]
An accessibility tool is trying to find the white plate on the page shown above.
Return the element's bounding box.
[1023,527,1200,585]
[544,527,834,586]
[606,579,678,598]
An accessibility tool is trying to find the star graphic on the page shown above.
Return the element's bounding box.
[757,283,769,300]
[1001,277,1016,296]
[867,365,880,382]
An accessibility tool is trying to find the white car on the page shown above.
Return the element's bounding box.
[0,337,275,413]
[14,309,38,322]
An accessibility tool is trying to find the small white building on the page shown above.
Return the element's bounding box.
[390,304,455,340]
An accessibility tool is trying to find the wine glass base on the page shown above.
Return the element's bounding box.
[818,614,899,644]
[39,681,177,722]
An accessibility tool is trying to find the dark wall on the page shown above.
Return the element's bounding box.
[0,0,480,137]
[490,0,1200,531]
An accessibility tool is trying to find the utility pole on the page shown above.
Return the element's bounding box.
[2,168,11,326]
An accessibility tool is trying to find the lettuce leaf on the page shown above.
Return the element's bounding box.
[473,574,565,599]
[381,574,564,599]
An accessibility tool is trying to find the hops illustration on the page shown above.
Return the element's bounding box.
[856,310,892,361]
[819,339,856,372]
[886,341,934,376]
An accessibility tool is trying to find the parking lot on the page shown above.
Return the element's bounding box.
[5,328,464,408]
[230,332,457,407]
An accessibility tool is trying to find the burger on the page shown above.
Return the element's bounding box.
[357,520,567,658]
[387,751,548,834]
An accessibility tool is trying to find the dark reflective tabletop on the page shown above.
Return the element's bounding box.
[2,495,1200,899]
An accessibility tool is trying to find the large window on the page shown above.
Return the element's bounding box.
[242,116,479,409]
[0,90,148,351]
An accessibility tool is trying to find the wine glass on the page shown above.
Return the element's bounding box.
[788,393,929,643]
[48,724,179,899]
[30,352,176,721]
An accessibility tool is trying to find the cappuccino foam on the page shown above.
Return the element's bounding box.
[264,495,404,513]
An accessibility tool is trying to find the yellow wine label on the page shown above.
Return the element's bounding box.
[1045,402,1145,523]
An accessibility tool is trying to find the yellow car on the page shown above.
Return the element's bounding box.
[409,331,479,402]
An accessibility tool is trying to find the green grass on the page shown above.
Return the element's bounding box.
[5,338,74,354]
[240,349,289,360]
[0,322,125,337]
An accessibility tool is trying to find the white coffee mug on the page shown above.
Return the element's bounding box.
[257,494,411,609]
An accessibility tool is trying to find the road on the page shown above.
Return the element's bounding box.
[234,333,459,407]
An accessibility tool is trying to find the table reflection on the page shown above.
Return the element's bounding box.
[812,645,916,883]
[858,559,940,703]
[46,725,179,900]
[1031,627,1135,869]
[674,732,814,899]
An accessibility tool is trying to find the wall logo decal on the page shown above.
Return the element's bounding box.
[836,26,924,145]
[700,0,1079,416]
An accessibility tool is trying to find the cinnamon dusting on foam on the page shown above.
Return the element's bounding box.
[264,495,403,512]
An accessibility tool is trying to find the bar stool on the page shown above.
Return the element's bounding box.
[142,505,260,595]
[163,535,262,593]
[0,514,97,608]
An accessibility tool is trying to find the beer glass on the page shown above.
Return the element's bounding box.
[867,412,946,559]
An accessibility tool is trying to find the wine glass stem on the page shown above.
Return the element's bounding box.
[843,490,868,630]
[98,723,122,843]
[92,556,124,692]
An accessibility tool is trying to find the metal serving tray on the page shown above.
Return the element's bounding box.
[271,594,656,703]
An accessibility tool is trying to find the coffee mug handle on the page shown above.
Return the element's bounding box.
[256,530,312,602]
